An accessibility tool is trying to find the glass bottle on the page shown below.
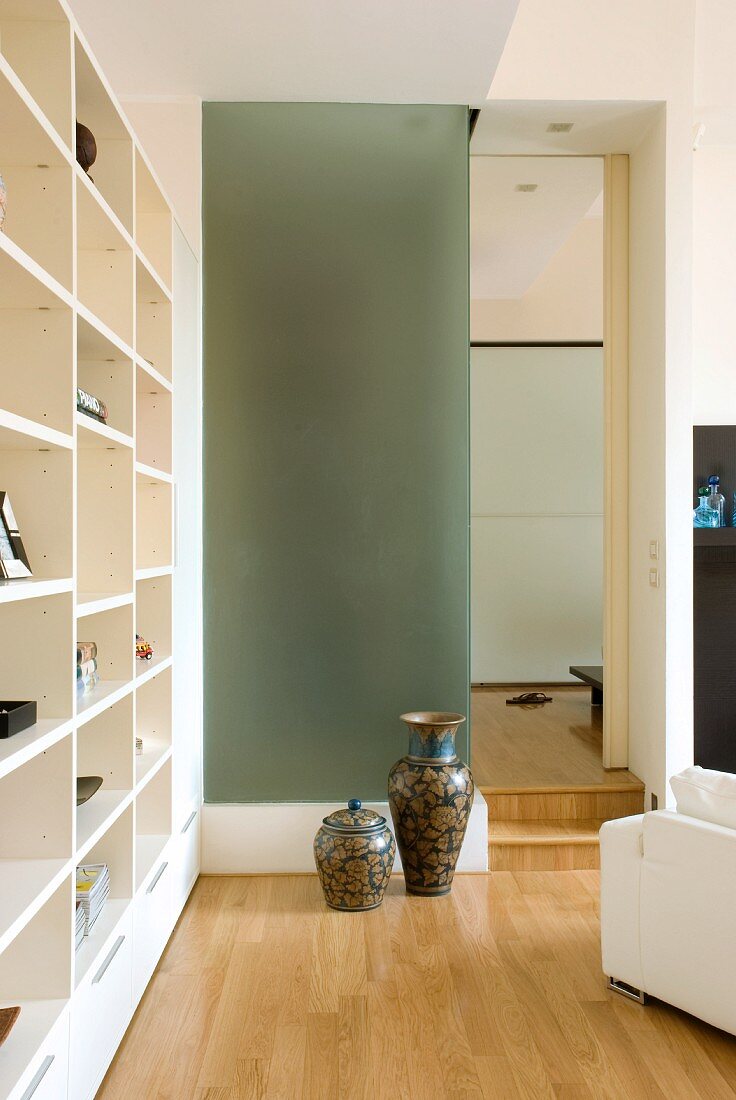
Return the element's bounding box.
[694,487,719,528]
[708,475,726,527]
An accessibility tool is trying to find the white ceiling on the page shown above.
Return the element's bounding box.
[471,155,603,299]
[68,0,519,104]
[472,101,661,156]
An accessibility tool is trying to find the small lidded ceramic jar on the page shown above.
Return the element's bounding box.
[314,799,396,911]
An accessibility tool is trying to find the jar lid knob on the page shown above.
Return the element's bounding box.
[347,799,361,811]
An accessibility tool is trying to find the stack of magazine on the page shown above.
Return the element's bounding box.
[75,902,87,951]
[76,863,110,936]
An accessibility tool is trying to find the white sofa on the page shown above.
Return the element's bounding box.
[600,766,736,1035]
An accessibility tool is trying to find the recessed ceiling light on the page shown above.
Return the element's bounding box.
[515,183,538,192]
[547,122,574,132]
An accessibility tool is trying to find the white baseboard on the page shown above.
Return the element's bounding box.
[202,792,488,874]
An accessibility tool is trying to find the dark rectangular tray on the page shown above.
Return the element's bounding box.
[0,700,37,739]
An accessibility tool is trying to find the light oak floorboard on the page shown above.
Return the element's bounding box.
[471,687,641,789]
[97,873,736,1100]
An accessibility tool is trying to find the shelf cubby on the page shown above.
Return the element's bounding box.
[74,803,133,989]
[0,61,73,289]
[73,35,133,233]
[0,737,72,953]
[0,434,73,584]
[135,150,172,290]
[136,664,171,787]
[136,573,171,660]
[136,470,172,571]
[136,363,171,474]
[135,758,171,890]
[0,293,72,435]
[0,877,71,1100]
[0,0,73,149]
[136,256,172,381]
[78,314,134,440]
[77,691,133,796]
[76,175,134,346]
[0,592,73,719]
[75,600,133,687]
[77,444,133,599]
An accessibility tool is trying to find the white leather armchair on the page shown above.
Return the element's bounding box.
[601,805,736,1035]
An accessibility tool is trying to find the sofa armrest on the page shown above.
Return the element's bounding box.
[600,814,645,991]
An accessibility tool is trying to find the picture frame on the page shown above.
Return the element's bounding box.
[0,492,32,579]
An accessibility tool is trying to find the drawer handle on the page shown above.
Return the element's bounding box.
[20,1055,55,1100]
[147,861,169,894]
[93,935,125,985]
[181,811,197,834]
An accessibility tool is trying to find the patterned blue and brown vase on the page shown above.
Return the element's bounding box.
[314,800,396,911]
[388,711,473,896]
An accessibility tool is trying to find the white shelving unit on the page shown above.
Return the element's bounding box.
[0,4,201,1098]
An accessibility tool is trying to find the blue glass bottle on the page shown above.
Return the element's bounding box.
[694,487,719,528]
[708,475,726,527]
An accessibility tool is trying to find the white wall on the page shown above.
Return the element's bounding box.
[471,215,603,343]
[471,346,603,682]
[120,96,202,260]
[488,0,695,804]
[692,147,736,424]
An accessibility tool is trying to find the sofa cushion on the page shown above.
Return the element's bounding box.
[671,766,736,830]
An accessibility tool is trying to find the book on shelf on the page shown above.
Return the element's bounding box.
[76,863,110,933]
[77,658,98,679]
[76,388,109,423]
[75,901,87,951]
[77,642,98,665]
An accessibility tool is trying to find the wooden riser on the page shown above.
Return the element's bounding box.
[482,784,645,822]
[489,837,600,871]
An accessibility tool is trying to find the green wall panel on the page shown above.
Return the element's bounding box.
[203,103,469,802]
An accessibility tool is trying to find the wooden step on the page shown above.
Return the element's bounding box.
[488,819,603,872]
[481,783,645,823]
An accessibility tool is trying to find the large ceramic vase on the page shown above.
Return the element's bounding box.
[388,711,473,896]
[314,799,396,911]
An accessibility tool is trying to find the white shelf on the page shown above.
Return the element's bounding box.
[135,353,173,394]
[136,741,172,790]
[135,833,170,892]
[0,858,71,956]
[0,223,72,309]
[76,412,134,451]
[0,409,72,452]
[75,162,135,253]
[0,577,73,605]
[76,788,132,861]
[76,301,135,363]
[76,591,134,618]
[76,679,133,728]
[135,654,172,687]
[135,565,173,581]
[0,998,68,1100]
[136,245,172,303]
[135,461,173,484]
[74,897,131,990]
[0,717,72,782]
[0,51,72,166]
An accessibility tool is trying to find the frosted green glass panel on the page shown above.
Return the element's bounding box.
[203,103,469,802]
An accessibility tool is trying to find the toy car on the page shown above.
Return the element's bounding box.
[136,634,153,660]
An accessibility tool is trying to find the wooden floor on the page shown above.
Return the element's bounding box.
[97,873,736,1099]
[471,687,641,789]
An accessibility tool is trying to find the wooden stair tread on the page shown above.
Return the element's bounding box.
[489,819,604,845]
[480,781,644,795]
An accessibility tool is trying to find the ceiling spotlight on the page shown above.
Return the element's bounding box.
[547,122,574,132]
[515,183,538,192]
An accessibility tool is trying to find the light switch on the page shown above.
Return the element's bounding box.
[649,540,659,560]
[649,568,659,588]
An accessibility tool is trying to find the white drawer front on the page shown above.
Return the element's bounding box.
[70,911,133,1100]
[133,855,173,1004]
[172,807,200,914]
[9,1012,69,1100]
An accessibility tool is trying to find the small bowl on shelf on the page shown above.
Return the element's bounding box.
[76,776,103,806]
